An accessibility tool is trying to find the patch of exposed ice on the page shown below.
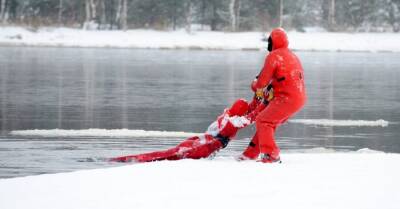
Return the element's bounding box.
[9,129,201,138]
[289,119,389,127]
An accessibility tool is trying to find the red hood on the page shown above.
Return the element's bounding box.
[270,28,289,50]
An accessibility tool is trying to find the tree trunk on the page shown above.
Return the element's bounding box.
[172,0,178,30]
[328,0,336,30]
[58,0,63,25]
[278,0,283,27]
[200,0,206,30]
[100,0,106,29]
[185,0,193,33]
[115,0,121,29]
[210,0,218,31]
[0,0,6,23]
[229,0,241,31]
[85,0,91,23]
[120,0,128,31]
[83,0,91,29]
[109,0,115,29]
[388,1,400,32]
[90,0,96,19]
[236,0,241,30]
[229,0,236,31]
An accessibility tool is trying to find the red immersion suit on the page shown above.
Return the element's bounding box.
[243,28,307,161]
[110,99,253,163]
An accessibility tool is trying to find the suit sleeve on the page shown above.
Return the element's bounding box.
[255,53,277,89]
[246,102,267,123]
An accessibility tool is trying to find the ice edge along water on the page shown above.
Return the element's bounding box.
[9,119,389,137]
[288,119,389,127]
[9,129,201,138]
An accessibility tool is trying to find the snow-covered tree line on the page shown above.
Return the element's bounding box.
[0,0,399,32]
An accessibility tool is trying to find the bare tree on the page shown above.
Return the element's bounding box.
[200,0,206,30]
[0,0,6,24]
[100,0,106,29]
[84,0,99,29]
[115,0,121,28]
[210,0,220,31]
[115,0,128,30]
[328,0,336,30]
[58,0,64,25]
[229,0,241,31]
[185,0,193,33]
[90,0,96,19]
[387,1,400,32]
[85,0,92,26]
[278,0,283,27]
[229,0,236,31]
[120,0,128,31]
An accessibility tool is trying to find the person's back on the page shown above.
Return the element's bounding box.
[270,48,306,100]
[257,28,306,103]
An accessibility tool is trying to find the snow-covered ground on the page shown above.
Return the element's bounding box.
[0,26,399,52]
[0,152,399,209]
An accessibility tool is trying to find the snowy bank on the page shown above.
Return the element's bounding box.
[0,27,399,52]
[0,153,399,209]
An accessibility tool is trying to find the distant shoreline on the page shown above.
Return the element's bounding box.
[0,43,396,54]
[1,27,399,53]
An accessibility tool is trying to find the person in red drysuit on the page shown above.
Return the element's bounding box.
[240,28,307,163]
[110,98,254,163]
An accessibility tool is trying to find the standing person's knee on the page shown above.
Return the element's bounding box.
[255,117,264,128]
[256,117,275,129]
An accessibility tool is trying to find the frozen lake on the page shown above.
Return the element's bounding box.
[0,47,400,178]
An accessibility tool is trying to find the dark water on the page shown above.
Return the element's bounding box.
[1,47,400,178]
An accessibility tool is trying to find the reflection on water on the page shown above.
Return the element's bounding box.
[1,47,400,178]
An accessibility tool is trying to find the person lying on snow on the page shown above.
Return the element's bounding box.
[110,93,272,163]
